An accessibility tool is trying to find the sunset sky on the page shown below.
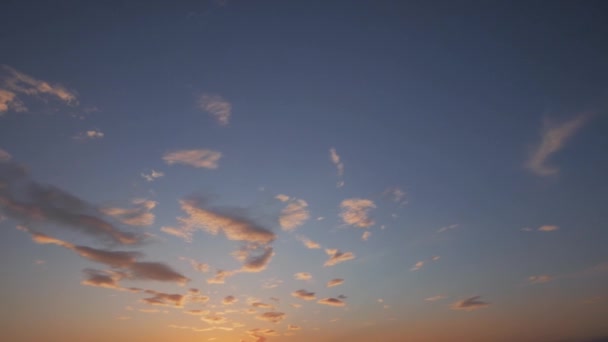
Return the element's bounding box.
[1,1,608,342]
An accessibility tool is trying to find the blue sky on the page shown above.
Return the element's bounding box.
[1,1,608,341]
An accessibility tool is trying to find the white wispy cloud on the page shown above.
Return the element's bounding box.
[329,148,345,187]
[340,198,376,228]
[73,130,104,141]
[198,93,231,126]
[163,149,222,169]
[525,113,593,176]
[383,187,407,205]
[294,272,312,281]
[141,170,164,182]
[425,295,447,302]
[361,231,372,241]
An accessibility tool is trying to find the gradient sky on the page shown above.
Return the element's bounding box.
[1,1,608,342]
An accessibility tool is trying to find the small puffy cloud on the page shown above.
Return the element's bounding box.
[0,148,11,161]
[101,199,157,227]
[180,257,209,273]
[275,194,290,202]
[526,113,592,176]
[162,198,275,244]
[201,314,228,324]
[329,148,345,188]
[292,289,316,301]
[437,224,459,234]
[450,296,490,311]
[383,187,407,205]
[199,93,231,126]
[538,225,559,232]
[318,298,346,307]
[288,324,301,330]
[432,256,440,261]
[251,302,274,309]
[81,269,126,290]
[141,170,164,182]
[163,149,221,169]
[297,235,321,249]
[73,130,104,141]
[261,278,283,289]
[425,295,447,302]
[141,290,185,308]
[294,272,312,281]
[207,269,235,284]
[279,199,310,231]
[324,249,355,267]
[256,312,286,323]
[223,295,238,305]
[327,278,344,288]
[361,231,372,241]
[528,275,553,284]
[340,198,376,228]
[410,261,425,271]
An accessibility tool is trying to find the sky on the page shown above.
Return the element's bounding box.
[1,1,608,341]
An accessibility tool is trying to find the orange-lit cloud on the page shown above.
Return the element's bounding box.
[329,148,345,187]
[297,235,321,249]
[255,311,286,323]
[275,194,290,202]
[0,89,26,113]
[324,249,355,266]
[101,199,157,227]
[425,295,447,301]
[201,314,228,324]
[163,149,221,169]
[0,65,78,108]
[318,297,346,307]
[288,324,301,330]
[141,290,185,307]
[294,272,312,280]
[340,198,376,228]
[279,198,310,231]
[198,93,231,126]
[81,269,129,290]
[327,278,344,287]
[361,231,372,241]
[207,269,235,284]
[292,289,316,301]
[526,113,593,176]
[538,225,559,232]
[223,295,238,305]
[180,257,210,273]
[411,261,425,271]
[251,302,274,309]
[450,296,490,311]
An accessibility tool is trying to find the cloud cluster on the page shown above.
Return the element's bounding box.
[384,187,407,205]
[198,93,231,126]
[526,114,592,176]
[324,249,355,267]
[279,198,310,231]
[223,295,238,305]
[340,198,376,228]
[437,224,459,234]
[101,199,157,227]
[294,272,312,281]
[163,149,221,169]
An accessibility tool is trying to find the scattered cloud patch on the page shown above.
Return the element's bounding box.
[528,275,553,284]
[101,199,157,227]
[324,249,355,267]
[279,198,310,231]
[425,295,447,302]
[180,257,209,273]
[256,311,286,324]
[292,289,316,301]
[340,198,376,228]
[223,296,238,305]
[538,225,559,232]
[0,148,11,161]
[450,296,490,311]
[329,148,345,187]
[73,130,104,141]
[318,298,346,307]
[163,149,221,169]
[198,93,231,126]
[361,231,372,241]
[437,224,459,234]
[327,278,344,287]
[141,290,185,308]
[297,235,321,249]
[383,187,407,205]
[275,194,290,202]
[141,170,164,182]
[294,272,312,281]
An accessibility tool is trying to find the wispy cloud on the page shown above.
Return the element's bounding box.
[279,198,310,231]
[425,295,447,302]
[0,148,11,161]
[450,296,490,311]
[141,170,164,182]
[222,295,238,305]
[275,194,290,202]
[198,93,231,126]
[437,224,459,234]
[318,298,346,307]
[297,235,321,249]
[340,198,376,228]
[527,275,553,284]
[294,272,312,281]
[383,187,407,205]
[255,312,286,323]
[292,289,316,301]
[361,231,372,241]
[329,148,345,187]
[200,314,228,324]
[324,249,355,266]
[526,113,593,176]
[163,149,221,169]
[141,290,185,307]
[538,225,559,232]
[101,199,157,227]
[0,89,26,113]
[180,257,209,273]
[327,278,344,287]
[410,261,425,271]
[73,130,104,141]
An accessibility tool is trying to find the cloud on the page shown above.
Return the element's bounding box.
[526,113,593,176]
[0,65,78,109]
[327,278,344,288]
[0,163,140,244]
[20,227,189,285]
[275,194,290,202]
[291,289,316,301]
[238,246,275,273]
[223,296,238,305]
[279,199,310,231]
[198,93,231,126]
[81,269,128,291]
[450,296,490,311]
[437,224,459,234]
[340,198,376,228]
[73,130,104,141]
[410,261,425,271]
[141,170,164,182]
[0,148,11,161]
[101,199,157,227]
[318,298,346,307]
[432,255,440,261]
[324,249,355,267]
[425,295,447,302]
[297,235,321,249]
[294,272,312,281]
[329,148,345,187]
[528,275,553,284]
[186,289,210,303]
[383,187,407,205]
[251,302,274,309]
[184,309,210,316]
[141,290,186,308]
[180,257,209,273]
[163,149,221,169]
[538,225,559,232]
[255,312,285,323]
[201,314,228,324]
[361,231,372,241]
[162,198,276,244]
[288,324,301,330]
[207,269,236,284]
